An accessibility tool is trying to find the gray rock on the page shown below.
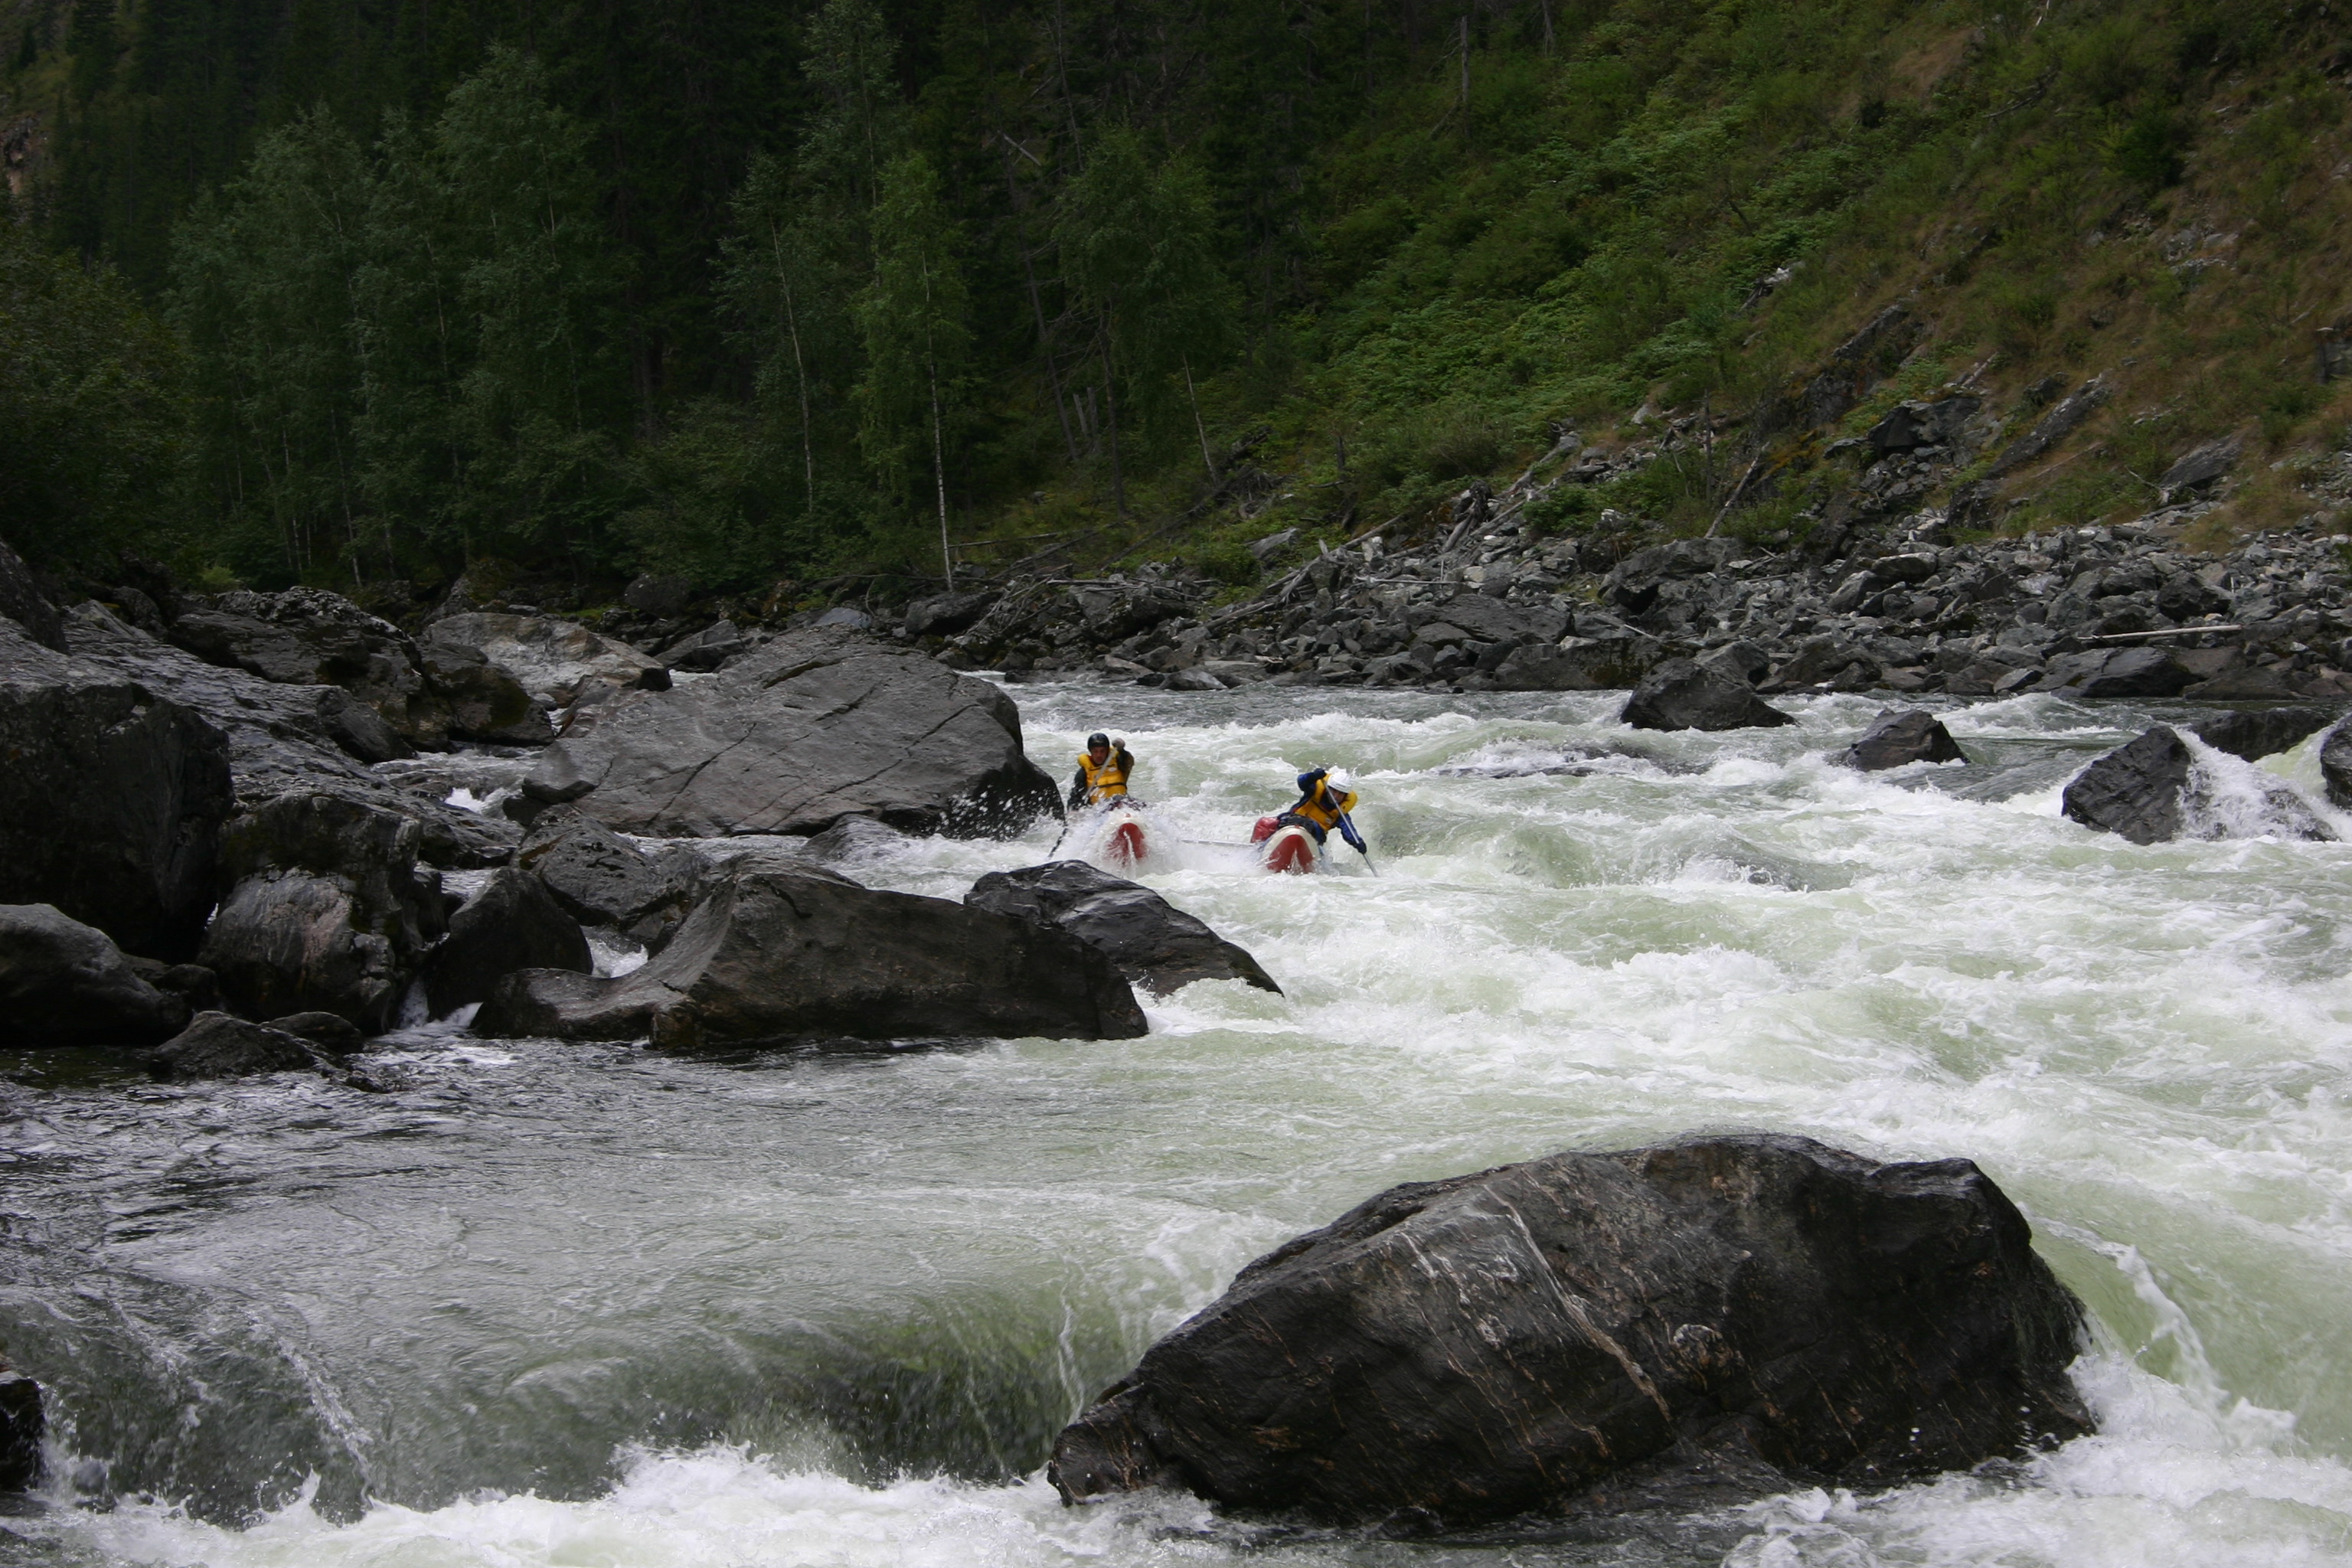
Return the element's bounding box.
[1605,538,1741,614]
[2183,664,2302,701]
[149,1011,328,1080]
[1494,635,1654,691]
[664,619,746,673]
[1866,397,1980,456]
[420,613,668,714]
[2063,727,2193,844]
[1622,659,1798,731]
[622,573,695,617]
[2190,707,2337,763]
[1164,667,1227,691]
[2161,433,2244,500]
[2038,646,2198,698]
[522,629,1061,839]
[2322,718,2352,810]
[965,861,1279,997]
[418,643,555,746]
[0,619,235,959]
[1194,659,1272,686]
[1772,635,1877,690]
[515,807,696,946]
[812,606,874,632]
[1988,377,2109,477]
[0,537,65,652]
[1834,709,1965,770]
[265,1011,365,1055]
[802,815,915,864]
[0,903,188,1047]
[477,865,1147,1048]
[903,590,999,638]
[420,867,592,1018]
[1050,1132,2089,1529]
[171,587,449,750]
[57,604,517,868]
[198,792,444,1031]
[1696,639,1772,686]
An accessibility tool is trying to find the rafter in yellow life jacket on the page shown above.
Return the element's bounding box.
[1076,747,1132,805]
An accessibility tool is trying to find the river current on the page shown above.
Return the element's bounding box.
[5,684,2352,1566]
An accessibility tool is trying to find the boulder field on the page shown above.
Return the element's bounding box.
[1050,1133,2091,1530]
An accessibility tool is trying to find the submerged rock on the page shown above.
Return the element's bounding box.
[477,864,1146,1048]
[965,861,1280,997]
[0,618,235,959]
[1621,659,1797,732]
[523,629,1062,838]
[149,1011,328,1080]
[1050,1133,2090,1530]
[1834,709,1965,771]
[419,867,592,1018]
[0,903,188,1047]
[198,792,445,1031]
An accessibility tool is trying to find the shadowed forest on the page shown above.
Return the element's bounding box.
[5,0,2350,614]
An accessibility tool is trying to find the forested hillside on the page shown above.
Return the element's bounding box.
[3,0,2348,613]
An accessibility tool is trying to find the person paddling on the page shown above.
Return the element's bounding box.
[1278,767,1367,857]
[1068,733,1137,811]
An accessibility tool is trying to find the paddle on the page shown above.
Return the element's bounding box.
[1340,812,1378,877]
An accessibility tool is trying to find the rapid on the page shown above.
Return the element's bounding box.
[5,682,2352,1567]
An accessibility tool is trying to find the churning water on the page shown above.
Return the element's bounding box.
[5,685,2352,1566]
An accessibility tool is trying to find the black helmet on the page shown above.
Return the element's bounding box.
[1086,732,1110,749]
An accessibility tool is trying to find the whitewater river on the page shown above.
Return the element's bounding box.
[5,683,2352,1566]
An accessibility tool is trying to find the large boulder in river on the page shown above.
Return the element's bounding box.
[1834,709,1965,771]
[514,806,695,947]
[418,867,591,1018]
[2064,725,2331,844]
[522,629,1062,838]
[0,903,188,1047]
[420,612,667,716]
[0,1363,42,1490]
[965,861,1279,997]
[0,618,234,959]
[1620,659,1796,732]
[477,864,1145,1048]
[57,603,516,868]
[198,792,445,1031]
[1050,1133,2091,1529]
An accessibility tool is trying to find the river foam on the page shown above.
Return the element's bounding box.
[5,684,2351,1565]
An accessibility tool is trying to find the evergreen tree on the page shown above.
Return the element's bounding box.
[1054,126,1238,509]
[854,152,971,586]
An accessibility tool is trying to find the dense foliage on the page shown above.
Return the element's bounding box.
[4,0,2347,595]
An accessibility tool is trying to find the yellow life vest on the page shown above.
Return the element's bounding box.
[1292,782,1357,831]
[1077,750,1131,805]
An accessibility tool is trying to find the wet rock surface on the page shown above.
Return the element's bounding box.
[524,629,1061,838]
[0,1365,42,1491]
[514,807,696,947]
[198,792,445,1031]
[420,613,667,716]
[1621,660,1796,732]
[420,867,593,1018]
[1050,1132,2090,1530]
[57,604,517,869]
[478,864,1147,1048]
[0,619,235,959]
[965,861,1280,997]
[2189,707,2336,763]
[0,903,189,1047]
[1834,709,1965,770]
[2063,727,2194,844]
[149,1011,333,1080]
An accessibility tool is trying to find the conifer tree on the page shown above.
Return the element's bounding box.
[854,152,971,586]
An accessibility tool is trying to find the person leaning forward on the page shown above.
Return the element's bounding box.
[1069,732,1135,809]
[1279,766,1364,852]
